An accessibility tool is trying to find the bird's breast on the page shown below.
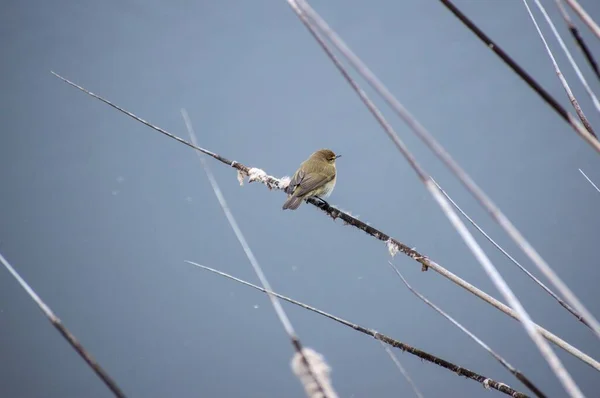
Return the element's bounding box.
[320,175,337,198]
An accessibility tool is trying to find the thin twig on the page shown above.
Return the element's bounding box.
[556,0,600,81]
[534,0,600,115]
[437,0,599,145]
[431,177,591,328]
[0,252,127,398]
[579,168,600,193]
[290,2,585,396]
[292,0,600,349]
[181,110,335,398]
[424,258,598,370]
[50,72,285,190]
[523,0,596,135]
[389,262,546,398]
[376,339,425,398]
[185,261,530,398]
[564,0,600,40]
[50,72,600,372]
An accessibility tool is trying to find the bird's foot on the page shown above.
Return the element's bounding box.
[314,196,330,208]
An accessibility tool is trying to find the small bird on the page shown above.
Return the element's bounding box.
[282,149,341,210]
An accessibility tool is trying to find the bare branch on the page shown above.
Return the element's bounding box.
[556,0,600,81]
[431,177,591,328]
[535,0,600,114]
[563,0,600,40]
[376,338,425,398]
[50,72,286,191]
[579,168,600,193]
[185,261,530,398]
[523,0,597,135]
[389,262,546,398]
[50,72,600,371]
[0,252,127,398]
[436,0,599,145]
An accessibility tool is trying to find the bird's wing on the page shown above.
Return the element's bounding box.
[290,171,334,198]
[286,169,305,195]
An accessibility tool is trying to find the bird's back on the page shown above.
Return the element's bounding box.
[301,158,336,176]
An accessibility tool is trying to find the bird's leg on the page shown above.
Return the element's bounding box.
[313,196,330,207]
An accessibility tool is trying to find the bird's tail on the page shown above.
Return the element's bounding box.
[282,195,303,210]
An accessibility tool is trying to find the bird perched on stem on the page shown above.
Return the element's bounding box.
[282,149,341,210]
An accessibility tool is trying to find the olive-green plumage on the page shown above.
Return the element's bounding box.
[282,149,340,210]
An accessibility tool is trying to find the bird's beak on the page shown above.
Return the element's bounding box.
[335,155,342,159]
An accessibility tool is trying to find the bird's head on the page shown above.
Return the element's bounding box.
[311,149,341,164]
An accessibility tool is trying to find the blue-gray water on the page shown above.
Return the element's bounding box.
[1,1,600,397]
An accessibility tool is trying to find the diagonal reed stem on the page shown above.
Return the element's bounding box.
[431,177,590,329]
[555,0,600,81]
[579,168,600,193]
[0,252,127,398]
[563,0,600,40]
[437,0,599,143]
[376,338,425,398]
[389,262,546,398]
[185,261,530,398]
[523,0,597,135]
[535,0,600,115]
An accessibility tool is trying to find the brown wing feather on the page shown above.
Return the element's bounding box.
[285,169,305,195]
[290,172,334,198]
